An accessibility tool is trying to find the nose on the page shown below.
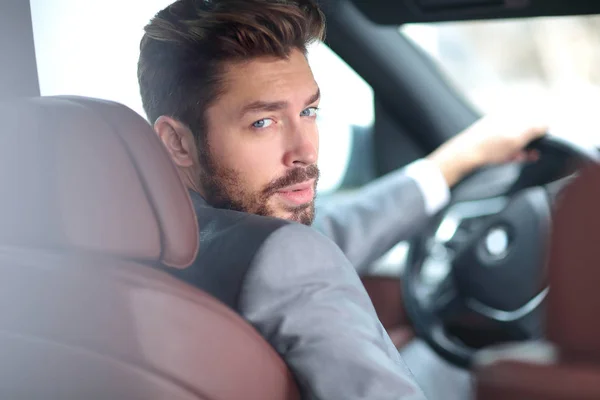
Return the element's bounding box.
[282,123,318,167]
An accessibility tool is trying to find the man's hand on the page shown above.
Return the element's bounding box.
[427,113,548,187]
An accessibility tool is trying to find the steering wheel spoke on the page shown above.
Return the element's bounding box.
[428,274,464,321]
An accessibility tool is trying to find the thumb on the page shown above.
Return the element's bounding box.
[528,122,549,136]
[524,124,548,143]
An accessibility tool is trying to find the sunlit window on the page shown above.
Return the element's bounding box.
[402,16,600,146]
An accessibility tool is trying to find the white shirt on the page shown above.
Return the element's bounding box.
[403,158,450,215]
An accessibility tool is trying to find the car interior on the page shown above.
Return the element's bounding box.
[3,0,600,399]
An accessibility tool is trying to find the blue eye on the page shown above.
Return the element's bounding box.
[301,107,319,117]
[252,118,274,129]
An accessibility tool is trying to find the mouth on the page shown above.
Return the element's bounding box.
[275,179,316,207]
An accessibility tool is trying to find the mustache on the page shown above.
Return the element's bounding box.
[263,165,320,196]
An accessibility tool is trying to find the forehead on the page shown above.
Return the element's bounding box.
[217,49,318,109]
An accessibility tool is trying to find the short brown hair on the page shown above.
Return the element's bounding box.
[137,0,325,142]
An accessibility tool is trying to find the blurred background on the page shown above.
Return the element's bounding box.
[403,16,600,146]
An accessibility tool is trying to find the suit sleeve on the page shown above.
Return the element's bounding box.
[239,223,428,400]
[313,159,450,274]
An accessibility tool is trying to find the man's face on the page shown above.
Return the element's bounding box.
[199,49,320,224]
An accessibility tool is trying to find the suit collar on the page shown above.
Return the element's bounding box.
[189,190,210,211]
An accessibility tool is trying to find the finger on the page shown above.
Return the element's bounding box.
[509,150,539,163]
[525,124,549,141]
[510,152,527,163]
[527,150,540,162]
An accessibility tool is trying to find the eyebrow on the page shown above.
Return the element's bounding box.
[239,88,321,118]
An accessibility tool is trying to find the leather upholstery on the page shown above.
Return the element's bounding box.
[0,96,197,268]
[475,342,600,400]
[0,96,300,399]
[0,251,300,400]
[475,165,600,399]
[546,165,600,362]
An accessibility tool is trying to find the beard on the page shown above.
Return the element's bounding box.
[198,149,319,226]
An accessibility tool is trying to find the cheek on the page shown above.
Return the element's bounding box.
[313,124,320,155]
[211,134,282,190]
[239,144,281,189]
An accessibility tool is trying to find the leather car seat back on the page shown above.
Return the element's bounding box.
[0,96,300,399]
[475,165,600,400]
[0,96,197,268]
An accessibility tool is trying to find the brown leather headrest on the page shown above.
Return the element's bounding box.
[546,164,600,361]
[0,96,198,268]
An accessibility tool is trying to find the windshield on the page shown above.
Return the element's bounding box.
[402,15,600,146]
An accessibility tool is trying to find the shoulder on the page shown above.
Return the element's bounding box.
[191,205,362,306]
[244,222,366,303]
[256,222,350,268]
[194,204,291,252]
[175,205,292,308]
[195,204,343,264]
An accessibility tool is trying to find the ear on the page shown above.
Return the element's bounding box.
[154,116,197,168]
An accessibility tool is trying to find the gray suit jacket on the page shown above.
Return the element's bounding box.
[167,170,429,400]
[313,168,428,273]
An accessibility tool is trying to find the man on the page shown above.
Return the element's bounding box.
[137,0,546,398]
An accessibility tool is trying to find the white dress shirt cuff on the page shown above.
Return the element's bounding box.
[403,158,450,215]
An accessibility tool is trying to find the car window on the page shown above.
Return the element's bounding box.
[29,0,373,195]
[307,41,374,194]
[401,15,600,146]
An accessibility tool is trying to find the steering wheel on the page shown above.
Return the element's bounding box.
[402,135,600,368]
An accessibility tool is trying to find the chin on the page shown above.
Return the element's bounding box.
[280,206,314,226]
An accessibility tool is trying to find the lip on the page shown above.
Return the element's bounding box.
[276,179,316,206]
[279,180,315,192]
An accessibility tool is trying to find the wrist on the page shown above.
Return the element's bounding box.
[426,146,481,187]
